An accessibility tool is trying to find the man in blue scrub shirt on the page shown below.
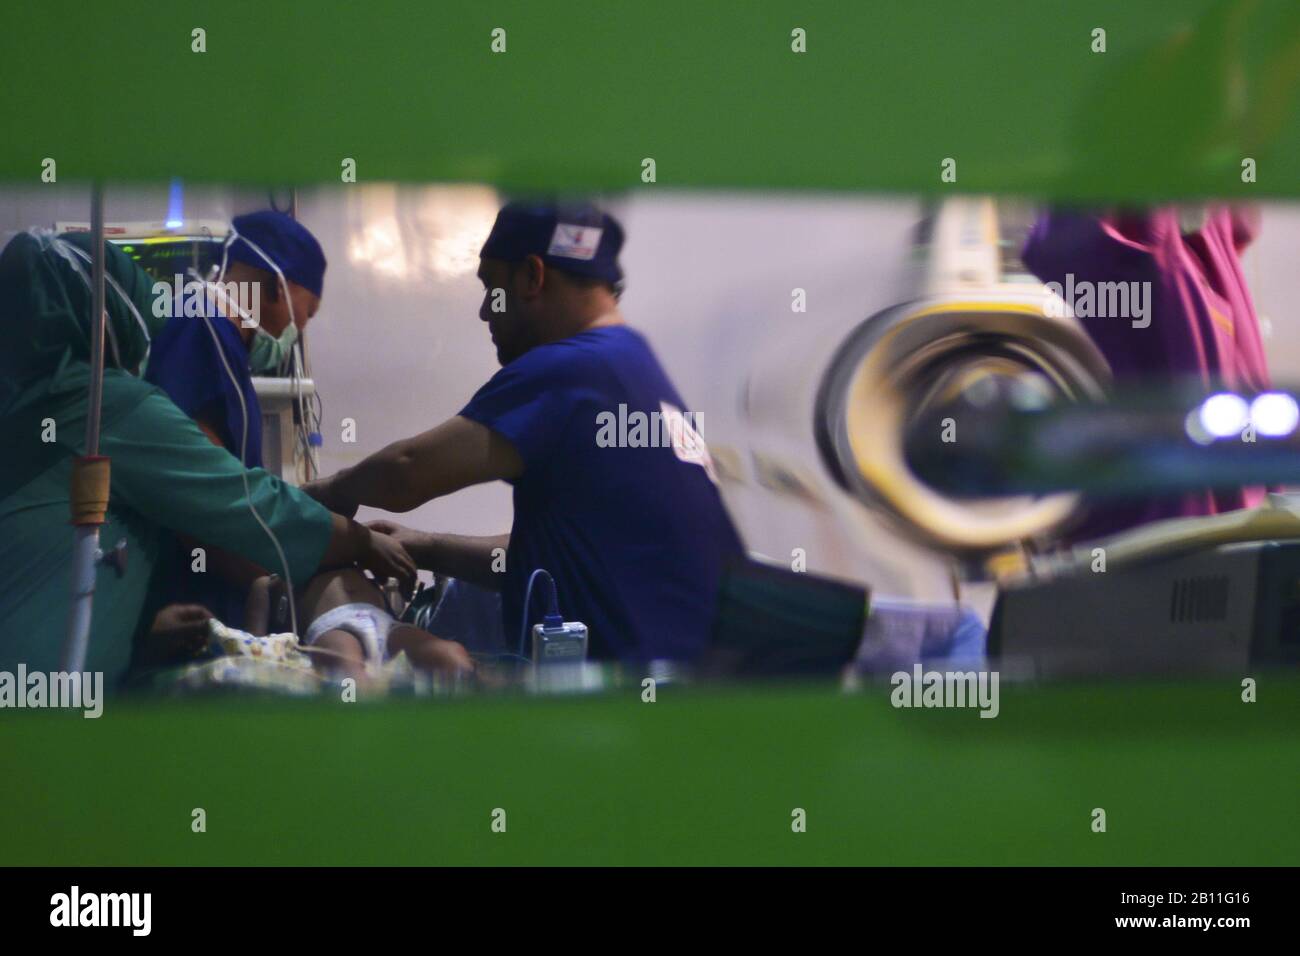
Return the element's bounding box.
[146,210,325,462]
[145,210,327,624]
[306,202,744,662]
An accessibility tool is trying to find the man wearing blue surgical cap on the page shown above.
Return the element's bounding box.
[306,201,745,663]
[144,209,327,626]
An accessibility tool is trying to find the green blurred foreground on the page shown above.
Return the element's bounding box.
[2,1,1299,199]
[2,677,1296,865]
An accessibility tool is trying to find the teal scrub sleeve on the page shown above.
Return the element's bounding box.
[101,390,335,585]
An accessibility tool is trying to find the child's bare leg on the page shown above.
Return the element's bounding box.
[388,623,474,676]
[307,629,367,680]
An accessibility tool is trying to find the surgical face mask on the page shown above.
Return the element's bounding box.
[249,321,298,373]
[218,225,302,374]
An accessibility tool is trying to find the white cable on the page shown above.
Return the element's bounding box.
[208,229,302,635]
[197,291,300,637]
[221,227,321,483]
[41,235,132,370]
[56,238,153,356]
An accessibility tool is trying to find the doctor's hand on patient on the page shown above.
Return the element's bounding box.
[364,519,425,557]
[319,515,417,588]
[359,528,417,587]
[366,519,510,591]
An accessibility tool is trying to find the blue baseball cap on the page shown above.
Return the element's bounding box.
[227,210,327,298]
[480,201,624,286]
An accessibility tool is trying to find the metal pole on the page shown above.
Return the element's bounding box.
[60,183,107,673]
[85,185,106,457]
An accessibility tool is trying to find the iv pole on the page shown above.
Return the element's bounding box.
[60,183,109,673]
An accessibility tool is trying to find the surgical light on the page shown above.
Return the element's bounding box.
[1198,393,1249,439]
[1249,392,1300,437]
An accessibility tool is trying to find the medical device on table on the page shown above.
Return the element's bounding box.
[521,568,589,666]
[991,529,1300,678]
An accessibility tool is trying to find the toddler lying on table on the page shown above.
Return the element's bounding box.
[245,567,473,680]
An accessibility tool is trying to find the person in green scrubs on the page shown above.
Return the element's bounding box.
[0,231,413,686]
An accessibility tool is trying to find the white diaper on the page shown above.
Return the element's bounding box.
[304,603,397,662]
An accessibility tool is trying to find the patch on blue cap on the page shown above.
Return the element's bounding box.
[482,201,624,285]
[547,223,603,260]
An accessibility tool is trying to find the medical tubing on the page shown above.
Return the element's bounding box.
[222,226,321,482]
[204,234,301,635]
[58,239,153,359]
